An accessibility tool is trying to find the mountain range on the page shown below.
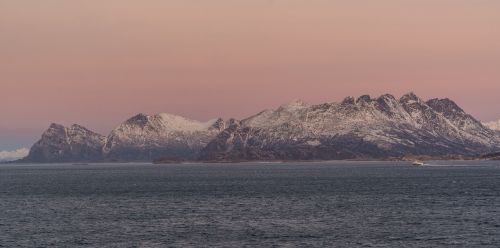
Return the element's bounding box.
[16,93,500,163]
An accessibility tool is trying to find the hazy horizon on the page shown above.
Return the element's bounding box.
[1,0,500,150]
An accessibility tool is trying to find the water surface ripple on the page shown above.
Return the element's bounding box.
[1,161,500,247]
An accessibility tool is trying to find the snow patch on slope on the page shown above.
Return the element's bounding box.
[157,113,218,132]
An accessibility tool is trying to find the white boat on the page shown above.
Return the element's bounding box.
[412,161,424,166]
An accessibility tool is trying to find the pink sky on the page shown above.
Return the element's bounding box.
[1,0,500,149]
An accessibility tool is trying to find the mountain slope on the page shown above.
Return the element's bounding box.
[103,113,226,161]
[20,124,106,162]
[201,93,500,161]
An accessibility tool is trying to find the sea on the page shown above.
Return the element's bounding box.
[1,161,500,247]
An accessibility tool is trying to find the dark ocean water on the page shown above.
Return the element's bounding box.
[1,161,500,247]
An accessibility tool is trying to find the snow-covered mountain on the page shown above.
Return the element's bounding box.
[201,93,500,161]
[17,94,500,162]
[20,123,106,162]
[484,119,500,131]
[103,113,226,161]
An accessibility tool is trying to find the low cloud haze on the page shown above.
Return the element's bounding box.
[0,148,29,162]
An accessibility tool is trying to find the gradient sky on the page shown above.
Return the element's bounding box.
[1,0,500,150]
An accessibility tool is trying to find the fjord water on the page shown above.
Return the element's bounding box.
[1,162,500,247]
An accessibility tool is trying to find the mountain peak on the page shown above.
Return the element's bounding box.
[210,118,226,131]
[70,124,90,131]
[341,96,355,105]
[399,92,421,104]
[21,123,106,163]
[104,113,227,161]
[356,95,372,104]
[120,112,224,133]
[426,98,463,113]
[125,113,150,126]
[377,94,396,102]
[49,123,65,130]
[375,94,398,112]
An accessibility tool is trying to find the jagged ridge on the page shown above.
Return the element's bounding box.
[200,93,500,161]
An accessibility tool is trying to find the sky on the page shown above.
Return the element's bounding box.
[1,0,500,150]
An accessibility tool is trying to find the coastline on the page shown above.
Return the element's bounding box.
[4,155,497,165]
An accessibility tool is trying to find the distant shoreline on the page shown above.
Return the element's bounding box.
[3,155,498,165]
